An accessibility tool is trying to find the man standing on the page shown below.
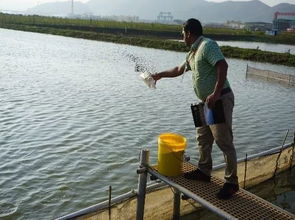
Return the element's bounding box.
[152,18,239,199]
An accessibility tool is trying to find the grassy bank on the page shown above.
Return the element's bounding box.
[1,13,295,67]
[2,13,295,44]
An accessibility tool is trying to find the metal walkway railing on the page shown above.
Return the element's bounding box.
[136,149,295,220]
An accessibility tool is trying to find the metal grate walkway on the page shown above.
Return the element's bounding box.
[148,161,295,220]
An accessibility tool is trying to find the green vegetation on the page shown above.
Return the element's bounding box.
[222,46,295,67]
[0,13,180,32]
[1,13,295,67]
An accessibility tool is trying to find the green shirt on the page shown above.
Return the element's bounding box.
[182,36,230,101]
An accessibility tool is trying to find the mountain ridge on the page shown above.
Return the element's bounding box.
[26,0,295,23]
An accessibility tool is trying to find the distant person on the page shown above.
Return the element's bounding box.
[152,18,239,199]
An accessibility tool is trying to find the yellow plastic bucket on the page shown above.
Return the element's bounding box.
[157,133,187,176]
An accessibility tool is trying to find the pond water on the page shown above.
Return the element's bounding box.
[0,28,294,219]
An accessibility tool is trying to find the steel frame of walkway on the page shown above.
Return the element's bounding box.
[136,149,295,220]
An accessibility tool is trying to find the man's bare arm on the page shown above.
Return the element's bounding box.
[152,65,185,83]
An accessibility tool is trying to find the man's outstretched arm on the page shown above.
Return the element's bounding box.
[152,65,186,83]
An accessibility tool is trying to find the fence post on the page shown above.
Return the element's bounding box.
[136,149,150,220]
[172,189,181,220]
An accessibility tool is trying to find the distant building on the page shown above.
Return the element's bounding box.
[245,22,272,31]
[286,26,295,32]
[157,12,173,24]
[173,19,185,25]
[265,30,278,36]
[273,11,295,32]
[225,21,245,29]
[205,23,227,28]
[66,14,139,22]
[273,19,295,31]
[107,15,139,22]
[97,15,139,22]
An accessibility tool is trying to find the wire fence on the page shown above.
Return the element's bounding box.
[246,65,295,86]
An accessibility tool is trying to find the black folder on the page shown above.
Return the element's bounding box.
[191,99,225,127]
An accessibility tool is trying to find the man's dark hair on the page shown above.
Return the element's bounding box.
[183,18,203,36]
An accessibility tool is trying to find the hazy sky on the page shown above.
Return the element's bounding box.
[0,0,295,11]
[0,0,87,11]
[209,0,295,5]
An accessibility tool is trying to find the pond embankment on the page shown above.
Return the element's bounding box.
[1,13,295,67]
